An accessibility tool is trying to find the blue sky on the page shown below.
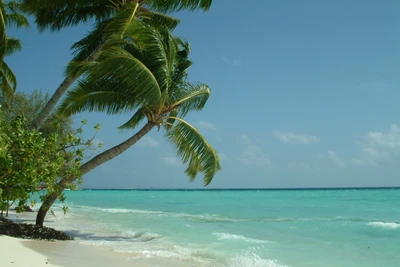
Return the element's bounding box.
[6,0,400,188]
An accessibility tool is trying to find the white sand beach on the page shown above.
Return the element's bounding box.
[1,211,194,267]
[0,235,59,267]
[0,235,191,267]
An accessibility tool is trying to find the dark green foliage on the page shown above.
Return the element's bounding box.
[0,216,74,240]
[0,0,29,97]
[0,114,78,213]
[0,92,102,215]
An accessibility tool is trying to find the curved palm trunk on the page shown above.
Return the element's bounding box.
[35,122,154,226]
[30,44,103,130]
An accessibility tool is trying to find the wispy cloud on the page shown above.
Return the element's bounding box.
[237,135,271,167]
[137,136,160,148]
[221,57,242,67]
[162,157,181,166]
[328,150,346,168]
[273,131,320,145]
[195,121,220,132]
[352,124,400,166]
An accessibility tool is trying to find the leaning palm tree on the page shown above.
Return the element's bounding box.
[0,0,28,97]
[21,0,213,130]
[35,21,220,226]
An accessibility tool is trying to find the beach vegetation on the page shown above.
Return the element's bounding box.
[0,92,102,218]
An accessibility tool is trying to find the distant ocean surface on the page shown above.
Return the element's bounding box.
[43,189,400,267]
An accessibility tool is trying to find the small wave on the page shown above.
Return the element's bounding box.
[97,207,238,223]
[229,253,289,267]
[122,230,162,242]
[140,246,214,265]
[98,208,162,214]
[367,222,400,229]
[213,232,268,244]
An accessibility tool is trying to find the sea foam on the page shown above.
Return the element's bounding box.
[367,222,400,229]
[229,252,289,267]
[213,232,268,244]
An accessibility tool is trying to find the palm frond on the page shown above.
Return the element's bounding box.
[165,118,220,185]
[87,46,162,103]
[5,13,29,28]
[0,1,6,63]
[169,83,210,117]
[102,2,140,40]
[0,61,17,97]
[21,0,114,32]
[164,108,179,130]
[5,36,22,56]
[118,108,147,130]
[139,11,180,30]
[69,19,108,64]
[123,24,175,93]
[57,79,140,116]
[60,46,163,115]
[146,0,212,13]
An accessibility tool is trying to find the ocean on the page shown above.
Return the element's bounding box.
[33,189,400,267]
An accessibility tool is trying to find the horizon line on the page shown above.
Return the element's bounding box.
[79,186,400,191]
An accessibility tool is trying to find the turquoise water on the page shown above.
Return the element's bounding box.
[44,189,400,267]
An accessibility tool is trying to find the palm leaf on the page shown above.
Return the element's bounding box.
[102,2,140,40]
[68,19,109,64]
[146,0,213,13]
[21,0,114,32]
[60,46,162,115]
[5,13,29,28]
[165,118,220,185]
[165,108,179,130]
[139,11,180,30]
[57,79,140,116]
[0,61,17,97]
[169,83,210,117]
[5,36,22,56]
[118,108,147,130]
[0,1,5,63]
[88,46,162,103]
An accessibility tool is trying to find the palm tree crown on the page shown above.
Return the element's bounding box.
[58,21,220,185]
[22,0,212,129]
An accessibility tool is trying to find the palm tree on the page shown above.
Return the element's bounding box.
[0,0,28,97]
[22,0,213,130]
[35,21,220,226]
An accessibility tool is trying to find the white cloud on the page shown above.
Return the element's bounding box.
[273,131,320,145]
[162,157,181,166]
[195,121,220,132]
[221,57,242,67]
[237,135,271,167]
[365,124,400,149]
[137,136,160,148]
[328,150,346,168]
[352,124,400,166]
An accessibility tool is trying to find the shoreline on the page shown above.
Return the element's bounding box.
[0,235,191,267]
[1,211,197,267]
